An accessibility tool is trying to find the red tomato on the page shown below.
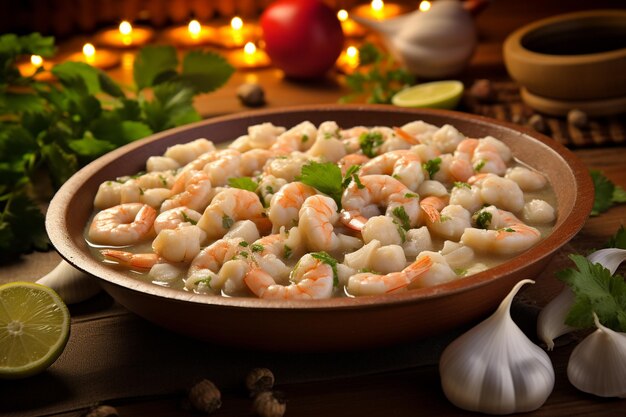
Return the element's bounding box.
[261,0,345,79]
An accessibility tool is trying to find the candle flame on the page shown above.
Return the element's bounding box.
[231,16,243,31]
[119,21,133,35]
[419,1,431,12]
[337,9,349,22]
[371,0,384,12]
[346,46,358,59]
[188,19,202,38]
[30,55,43,66]
[244,42,256,55]
[82,43,96,64]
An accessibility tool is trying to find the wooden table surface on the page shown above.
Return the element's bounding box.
[2,0,626,416]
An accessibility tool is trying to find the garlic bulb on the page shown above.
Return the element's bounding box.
[36,260,101,304]
[537,248,626,349]
[440,279,554,414]
[568,313,626,398]
[352,0,476,78]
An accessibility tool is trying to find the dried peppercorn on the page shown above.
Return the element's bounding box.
[246,368,275,396]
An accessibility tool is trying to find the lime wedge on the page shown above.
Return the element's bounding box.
[0,281,70,379]
[392,80,464,109]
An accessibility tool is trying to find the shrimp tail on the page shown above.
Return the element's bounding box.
[421,203,441,223]
[393,127,420,145]
[244,268,275,298]
[100,249,160,269]
[340,210,368,231]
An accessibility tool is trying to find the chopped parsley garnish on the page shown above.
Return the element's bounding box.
[158,174,168,187]
[228,176,259,192]
[240,251,249,258]
[310,251,339,286]
[283,244,292,259]
[474,210,492,229]
[222,214,234,229]
[501,227,516,233]
[265,185,274,194]
[404,192,418,198]
[474,160,486,172]
[196,277,212,288]
[342,164,364,189]
[392,206,411,230]
[323,128,340,139]
[181,212,197,225]
[423,157,442,178]
[302,133,309,143]
[439,215,451,223]
[359,131,384,157]
[239,241,249,247]
[251,243,264,253]
[138,187,145,195]
[454,268,467,276]
[393,220,407,243]
[453,181,471,189]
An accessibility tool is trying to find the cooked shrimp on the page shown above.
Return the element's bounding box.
[474,173,525,213]
[426,204,472,241]
[161,170,212,212]
[152,224,204,263]
[257,174,288,207]
[505,166,547,191]
[298,195,341,252]
[338,153,370,175]
[264,152,316,182]
[342,175,420,229]
[399,120,439,144]
[88,203,156,246]
[346,255,433,296]
[307,121,347,162]
[154,207,203,234]
[253,227,303,260]
[247,122,286,149]
[461,206,541,255]
[268,182,317,232]
[449,182,483,214]
[522,199,555,224]
[361,150,424,191]
[431,124,465,153]
[146,156,180,172]
[100,249,160,270]
[202,149,242,186]
[419,195,448,223]
[434,154,474,184]
[408,252,458,288]
[269,121,317,153]
[340,126,369,153]
[164,138,215,165]
[186,238,245,291]
[197,188,265,240]
[94,181,123,209]
[244,253,334,299]
[241,149,273,176]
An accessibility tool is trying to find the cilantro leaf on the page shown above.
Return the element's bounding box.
[179,50,235,94]
[473,210,492,229]
[222,214,234,229]
[310,251,339,287]
[423,157,442,179]
[298,161,343,208]
[590,170,626,216]
[52,61,102,95]
[392,206,410,230]
[359,131,383,157]
[0,191,50,262]
[133,45,178,90]
[142,82,200,132]
[228,177,259,192]
[557,254,626,331]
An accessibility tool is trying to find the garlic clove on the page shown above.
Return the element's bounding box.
[36,260,101,304]
[440,279,555,415]
[587,248,626,275]
[536,287,577,350]
[567,313,626,398]
[537,248,626,350]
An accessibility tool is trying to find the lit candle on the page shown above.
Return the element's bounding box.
[95,21,154,49]
[16,54,54,81]
[68,43,120,69]
[165,19,216,46]
[337,9,367,37]
[350,0,407,20]
[419,1,431,12]
[230,41,271,69]
[336,44,361,74]
[215,16,261,49]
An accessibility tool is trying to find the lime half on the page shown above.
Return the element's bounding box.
[392,80,464,109]
[0,282,70,379]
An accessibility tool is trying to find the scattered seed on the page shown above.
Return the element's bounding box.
[246,367,275,396]
[237,83,266,107]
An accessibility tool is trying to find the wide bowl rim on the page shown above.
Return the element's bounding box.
[503,9,626,64]
[46,104,594,312]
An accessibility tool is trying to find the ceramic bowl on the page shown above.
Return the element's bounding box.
[46,105,593,351]
[503,10,626,115]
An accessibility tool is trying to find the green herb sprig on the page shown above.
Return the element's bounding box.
[0,34,234,262]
